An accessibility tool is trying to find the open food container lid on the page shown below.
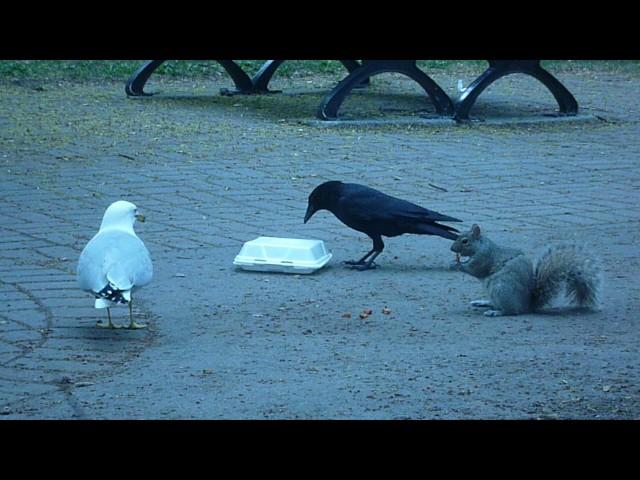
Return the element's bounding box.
[233,236,332,274]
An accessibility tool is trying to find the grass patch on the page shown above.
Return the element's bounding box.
[2,60,639,83]
[0,60,367,81]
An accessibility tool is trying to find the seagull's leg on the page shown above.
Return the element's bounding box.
[125,298,147,330]
[97,307,118,329]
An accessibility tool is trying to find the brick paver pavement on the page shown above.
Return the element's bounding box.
[0,67,639,418]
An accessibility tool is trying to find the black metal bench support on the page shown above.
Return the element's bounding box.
[125,60,579,122]
[317,60,454,120]
[249,60,285,93]
[126,60,371,97]
[125,60,255,97]
[454,60,578,121]
[125,60,165,96]
[249,59,370,94]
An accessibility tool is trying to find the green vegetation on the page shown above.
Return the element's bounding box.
[1,60,638,82]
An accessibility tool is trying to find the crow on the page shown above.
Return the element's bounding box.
[304,181,461,270]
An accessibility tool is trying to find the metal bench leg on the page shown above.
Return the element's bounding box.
[126,60,255,96]
[318,60,453,120]
[126,60,373,99]
[454,60,578,121]
[217,60,258,95]
[220,59,373,95]
[401,62,453,114]
[339,60,369,87]
[125,60,165,96]
[453,64,507,120]
[251,60,285,92]
[250,60,369,94]
[526,64,578,115]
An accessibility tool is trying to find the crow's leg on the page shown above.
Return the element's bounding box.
[344,235,384,270]
[350,250,382,271]
[343,248,377,266]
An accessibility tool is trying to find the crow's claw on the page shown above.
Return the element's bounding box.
[347,262,378,271]
[343,259,366,266]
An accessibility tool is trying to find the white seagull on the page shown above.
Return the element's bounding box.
[77,200,153,329]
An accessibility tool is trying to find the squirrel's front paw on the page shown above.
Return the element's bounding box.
[483,309,504,317]
[449,260,461,271]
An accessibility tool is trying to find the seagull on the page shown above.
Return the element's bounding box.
[77,201,153,329]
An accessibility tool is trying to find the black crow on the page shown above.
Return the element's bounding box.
[304,181,461,270]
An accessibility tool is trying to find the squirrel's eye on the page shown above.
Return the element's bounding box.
[461,238,468,244]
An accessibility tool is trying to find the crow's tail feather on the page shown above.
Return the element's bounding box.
[414,222,459,240]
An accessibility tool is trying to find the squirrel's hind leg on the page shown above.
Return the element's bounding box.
[470,299,493,308]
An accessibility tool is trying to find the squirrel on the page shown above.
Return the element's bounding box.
[449,224,602,316]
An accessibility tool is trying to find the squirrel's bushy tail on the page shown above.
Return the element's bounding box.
[532,243,602,311]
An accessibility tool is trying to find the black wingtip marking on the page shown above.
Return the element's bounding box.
[93,285,128,304]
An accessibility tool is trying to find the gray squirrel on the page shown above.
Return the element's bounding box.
[450,224,602,316]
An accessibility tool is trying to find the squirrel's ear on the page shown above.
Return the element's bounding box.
[471,224,481,239]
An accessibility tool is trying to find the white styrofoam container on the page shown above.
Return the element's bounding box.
[233,237,332,274]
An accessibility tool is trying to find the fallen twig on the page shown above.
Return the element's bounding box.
[428,183,448,192]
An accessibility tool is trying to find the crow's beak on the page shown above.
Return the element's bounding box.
[135,213,146,223]
[303,204,315,224]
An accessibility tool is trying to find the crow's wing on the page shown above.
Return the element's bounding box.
[340,184,461,224]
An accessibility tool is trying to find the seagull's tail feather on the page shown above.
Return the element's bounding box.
[93,284,129,306]
[106,263,134,291]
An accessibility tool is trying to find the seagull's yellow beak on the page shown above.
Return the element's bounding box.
[135,213,146,223]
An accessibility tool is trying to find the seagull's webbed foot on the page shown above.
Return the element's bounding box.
[124,301,147,329]
[96,308,119,329]
[96,320,120,329]
[125,321,147,330]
